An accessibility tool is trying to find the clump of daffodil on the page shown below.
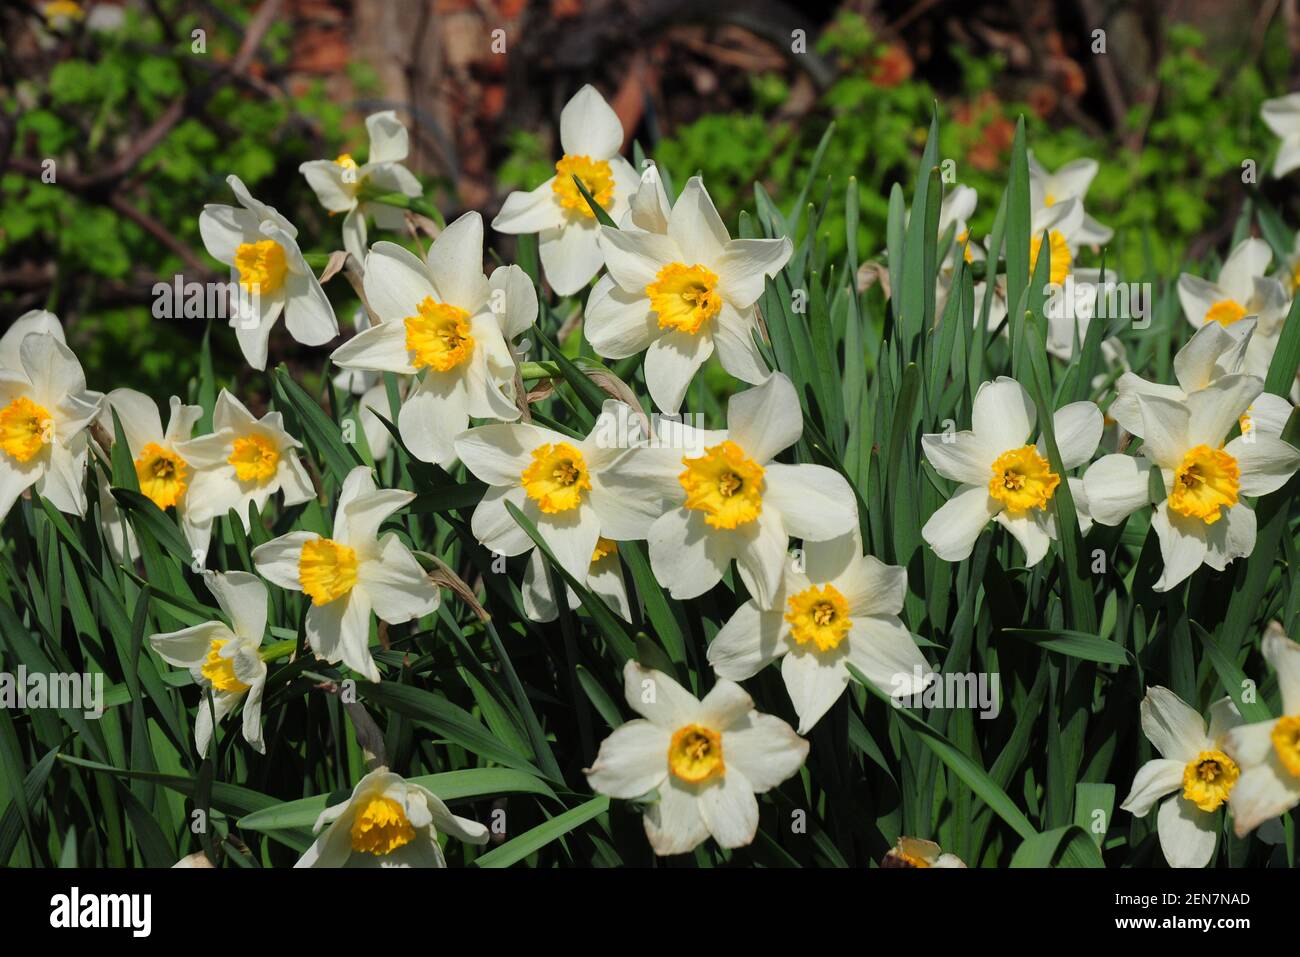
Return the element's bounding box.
[585,661,808,856]
[296,768,488,868]
[631,372,857,609]
[1223,624,1300,837]
[921,377,1101,566]
[1083,375,1300,591]
[0,327,102,521]
[586,175,792,413]
[252,467,440,682]
[101,390,210,554]
[149,572,270,756]
[491,84,638,296]
[299,110,423,264]
[708,529,932,733]
[198,174,339,370]
[1120,686,1242,868]
[330,211,536,467]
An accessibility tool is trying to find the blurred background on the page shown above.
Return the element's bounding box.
[2,0,1297,400]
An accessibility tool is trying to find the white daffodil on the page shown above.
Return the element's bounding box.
[0,309,65,370]
[101,389,210,554]
[491,84,638,295]
[149,571,269,755]
[882,836,967,868]
[0,333,100,521]
[334,309,401,460]
[1223,624,1300,835]
[296,767,488,868]
[252,466,439,682]
[1119,686,1242,868]
[588,176,792,413]
[1262,92,1300,178]
[708,530,931,733]
[1177,238,1289,340]
[1108,319,1253,437]
[920,377,1101,566]
[1028,152,1113,245]
[330,211,535,467]
[455,400,665,586]
[636,373,857,608]
[620,163,673,233]
[934,184,988,319]
[520,537,631,623]
[585,660,808,856]
[198,174,339,370]
[1082,375,1300,590]
[1028,196,1086,287]
[299,110,423,264]
[171,389,314,531]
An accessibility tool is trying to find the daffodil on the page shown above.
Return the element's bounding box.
[0,332,101,521]
[1028,152,1113,244]
[330,211,534,467]
[520,537,630,623]
[708,530,931,732]
[1082,375,1300,590]
[1239,393,1296,439]
[149,571,269,755]
[1043,268,1128,372]
[171,389,314,531]
[882,836,966,868]
[1262,92,1300,177]
[585,660,808,856]
[198,174,339,370]
[1222,624,1300,835]
[101,389,209,554]
[588,176,792,413]
[296,767,488,868]
[1178,238,1289,340]
[251,466,439,682]
[635,373,857,608]
[1028,196,1085,286]
[455,400,665,586]
[920,377,1101,566]
[1119,686,1242,868]
[299,111,423,263]
[491,84,638,295]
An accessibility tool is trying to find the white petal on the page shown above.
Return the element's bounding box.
[726,371,801,463]
[1082,453,1151,526]
[622,660,700,728]
[716,237,793,309]
[995,508,1054,567]
[643,778,710,856]
[846,616,932,701]
[722,711,808,791]
[762,463,856,541]
[1141,685,1209,762]
[1228,762,1300,836]
[539,221,606,297]
[921,430,996,486]
[781,651,850,733]
[149,621,230,669]
[1224,434,1300,497]
[1203,503,1255,571]
[698,770,759,849]
[922,485,998,561]
[365,110,409,164]
[1157,795,1218,868]
[585,720,670,798]
[668,177,730,265]
[1048,401,1102,470]
[1136,394,1190,468]
[1119,759,1185,817]
[205,570,268,641]
[491,179,566,234]
[707,602,787,680]
[733,508,788,609]
[426,211,490,311]
[598,226,680,293]
[711,304,770,384]
[250,531,315,592]
[399,371,468,467]
[362,242,437,324]
[1263,629,1300,715]
[1185,374,1262,448]
[647,508,729,600]
[1151,500,1208,591]
[470,485,535,556]
[584,274,659,359]
[455,422,562,486]
[360,535,440,623]
[644,330,713,415]
[559,84,624,158]
[971,377,1036,453]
